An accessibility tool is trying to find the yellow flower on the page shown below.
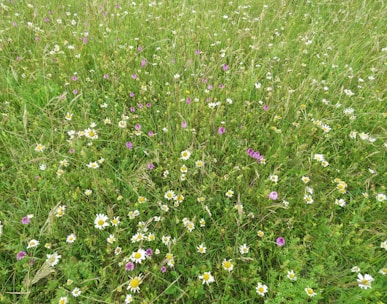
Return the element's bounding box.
[127,275,143,293]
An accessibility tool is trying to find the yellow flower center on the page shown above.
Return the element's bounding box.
[258,287,264,293]
[98,219,105,226]
[134,252,142,259]
[224,261,231,269]
[130,278,140,288]
[307,288,314,294]
[203,273,210,281]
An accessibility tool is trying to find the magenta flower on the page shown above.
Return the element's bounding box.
[148,131,154,137]
[195,49,202,55]
[125,262,135,271]
[268,191,278,200]
[263,104,269,111]
[129,92,135,98]
[138,103,143,109]
[146,103,152,108]
[218,127,226,134]
[130,107,136,112]
[21,216,30,224]
[186,98,191,104]
[161,266,167,273]
[71,75,78,81]
[132,74,137,79]
[141,59,147,67]
[83,37,88,44]
[103,74,109,79]
[145,248,153,256]
[73,89,78,95]
[276,237,285,247]
[135,124,141,130]
[16,251,27,260]
[182,121,187,128]
[148,163,155,170]
[126,142,133,149]
[223,64,229,71]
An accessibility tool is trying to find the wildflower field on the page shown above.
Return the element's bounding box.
[0,0,386,303]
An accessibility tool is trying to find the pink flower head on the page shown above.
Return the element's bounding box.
[268,191,278,200]
[135,124,141,130]
[141,59,147,67]
[21,216,30,224]
[126,142,133,149]
[161,266,167,273]
[276,237,285,247]
[182,121,187,128]
[223,64,229,71]
[263,104,269,111]
[125,262,135,271]
[16,251,27,260]
[218,127,226,134]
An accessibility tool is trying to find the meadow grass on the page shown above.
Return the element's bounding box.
[0,0,386,303]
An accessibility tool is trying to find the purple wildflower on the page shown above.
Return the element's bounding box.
[182,121,187,128]
[16,251,27,260]
[268,191,278,200]
[161,266,167,273]
[125,262,135,271]
[21,216,30,224]
[126,142,133,149]
[276,237,285,247]
[218,127,226,134]
[145,248,153,256]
